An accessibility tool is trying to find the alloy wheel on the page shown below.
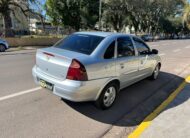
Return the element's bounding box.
[103,86,116,107]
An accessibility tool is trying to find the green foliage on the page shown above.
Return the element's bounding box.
[46,0,99,31]
[0,0,41,37]
[102,0,130,32]
[159,17,183,34]
[183,1,190,29]
[46,0,188,34]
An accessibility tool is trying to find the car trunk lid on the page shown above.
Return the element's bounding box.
[36,47,87,80]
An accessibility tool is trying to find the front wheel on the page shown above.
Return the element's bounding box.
[0,44,6,52]
[150,64,160,80]
[95,83,118,110]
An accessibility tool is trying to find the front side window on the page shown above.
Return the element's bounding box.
[133,37,150,55]
[117,37,135,58]
[104,41,115,59]
[54,34,104,55]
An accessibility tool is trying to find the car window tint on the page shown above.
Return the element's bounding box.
[54,34,104,55]
[117,37,135,58]
[133,37,150,55]
[104,41,115,59]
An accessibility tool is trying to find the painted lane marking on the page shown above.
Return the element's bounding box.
[128,75,190,138]
[0,87,42,102]
[159,53,166,56]
[173,49,181,53]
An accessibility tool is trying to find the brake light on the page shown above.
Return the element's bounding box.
[66,59,88,81]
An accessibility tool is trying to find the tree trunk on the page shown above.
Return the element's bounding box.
[40,16,46,33]
[3,13,14,37]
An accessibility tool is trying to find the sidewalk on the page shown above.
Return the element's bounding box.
[135,76,190,138]
[0,46,46,56]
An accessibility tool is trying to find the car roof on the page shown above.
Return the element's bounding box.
[75,31,134,37]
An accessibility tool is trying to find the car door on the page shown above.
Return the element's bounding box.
[132,37,153,78]
[116,36,139,88]
[102,40,116,78]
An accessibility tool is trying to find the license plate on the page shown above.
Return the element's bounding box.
[39,79,53,91]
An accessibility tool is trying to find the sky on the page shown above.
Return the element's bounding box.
[31,0,46,15]
[39,0,46,5]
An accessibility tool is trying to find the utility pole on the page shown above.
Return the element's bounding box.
[99,0,102,31]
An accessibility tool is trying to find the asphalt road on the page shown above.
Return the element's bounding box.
[0,40,190,138]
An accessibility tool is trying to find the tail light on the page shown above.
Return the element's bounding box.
[66,59,88,81]
[43,52,55,57]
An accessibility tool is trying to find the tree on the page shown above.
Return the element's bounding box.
[80,0,99,29]
[0,0,38,37]
[159,17,184,37]
[46,0,99,31]
[0,0,40,37]
[101,0,184,34]
[45,0,186,34]
[102,0,129,32]
[183,1,190,29]
[127,0,184,34]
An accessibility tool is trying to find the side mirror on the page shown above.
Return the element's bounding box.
[152,49,158,54]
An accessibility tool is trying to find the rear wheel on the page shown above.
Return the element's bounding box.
[95,82,118,110]
[0,44,6,52]
[150,64,160,80]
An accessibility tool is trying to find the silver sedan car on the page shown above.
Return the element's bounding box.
[32,32,161,109]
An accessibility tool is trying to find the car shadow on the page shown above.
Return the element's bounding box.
[62,71,185,127]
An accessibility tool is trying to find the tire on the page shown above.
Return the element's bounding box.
[0,44,6,52]
[150,64,160,80]
[95,82,119,110]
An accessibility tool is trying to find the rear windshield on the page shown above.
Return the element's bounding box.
[54,34,104,55]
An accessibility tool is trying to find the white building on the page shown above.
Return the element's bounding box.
[29,14,57,34]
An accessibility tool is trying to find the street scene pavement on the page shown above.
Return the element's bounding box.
[1,40,190,138]
[140,78,190,138]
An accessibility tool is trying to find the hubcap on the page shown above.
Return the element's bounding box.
[103,86,116,107]
[0,45,5,52]
[154,66,159,79]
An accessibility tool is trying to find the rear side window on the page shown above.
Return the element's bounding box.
[117,37,135,58]
[104,41,115,59]
[133,37,150,55]
[54,34,104,55]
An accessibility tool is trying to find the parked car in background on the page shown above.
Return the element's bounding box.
[154,35,160,41]
[0,39,9,52]
[141,34,154,41]
[32,32,161,109]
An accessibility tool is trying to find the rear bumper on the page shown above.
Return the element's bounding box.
[32,66,105,102]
